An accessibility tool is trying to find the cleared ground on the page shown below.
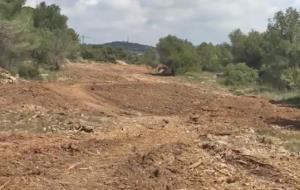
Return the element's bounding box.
[0,62,300,189]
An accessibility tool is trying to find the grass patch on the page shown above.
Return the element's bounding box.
[181,71,300,106]
[182,71,221,88]
[252,87,299,101]
[39,68,71,81]
[257,127,300,153]
[218,81,300,100]
[184,71,216,82]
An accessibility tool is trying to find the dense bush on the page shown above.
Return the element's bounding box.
[139,48,159,68]
[80,45,132,63]
[32,2,79,70]
[227,8,300,89]
[18,61,40,79]
[0,1,79,78]
[281,67,300,89]
[157,35,200,74]
[197,42,232,72]
[33,2,67,31]
[224,63,258,86]
[0,0,25,19]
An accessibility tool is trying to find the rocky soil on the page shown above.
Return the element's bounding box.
[0,62,299,189]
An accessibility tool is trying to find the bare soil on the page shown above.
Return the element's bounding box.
[0,62,300,190]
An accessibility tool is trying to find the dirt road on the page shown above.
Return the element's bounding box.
[0,62,300,189]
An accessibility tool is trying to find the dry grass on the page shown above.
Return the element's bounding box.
[257,127,300,153]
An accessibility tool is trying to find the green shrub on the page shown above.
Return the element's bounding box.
[140,48,159,68]
[0,1,79,78]
[79,44,144,64]
[224,63,258,86]
[18,61,40,79]
[157,35,200,74]
[197,42,232,72]
[281,67,300,89]
[202,60,224,72]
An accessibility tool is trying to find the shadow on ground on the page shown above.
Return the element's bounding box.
[148,73,175,77]
[270,97,300,109]
[265,117,300,130]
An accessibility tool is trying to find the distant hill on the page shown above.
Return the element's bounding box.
[102,41,153,54]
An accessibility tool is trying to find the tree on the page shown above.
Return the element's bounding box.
[157,35,200,74]
[0,22,16,69]
[0,0,80,79]
[216,43,233,67]
[197,42,232,72]
[268,7,300,44]
[243,31,266,69]
[229,29,247,63]
[0,0,25,19]
[32,29,79,70]
[0,0,30,71]
[30,2,79,70]
[281,67,300,89]
[140,48,159,68]
[33,2,67,31]
[261,7,300,88]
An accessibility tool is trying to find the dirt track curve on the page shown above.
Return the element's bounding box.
[0,63,300,190]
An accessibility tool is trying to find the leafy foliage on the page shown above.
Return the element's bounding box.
[0,1,79,78]
[229,30,265,69]
[281,67,300,89]
[224,63,258,86]
[157,35,200,74]
[18,61,40,79]
[139,48,159,68]
[259,8,300,88]
[81,44,128,63]
[33,2,67,31]
[224,7,300,90]
[32,2,79,70]
[197,42,232,72]
[103,41,152,54]
[0,0,25,19]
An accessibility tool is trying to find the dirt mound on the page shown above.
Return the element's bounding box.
[63,63,151,83]
[113,143,192,190]
[88,83,208,115]
[0,84,68,108]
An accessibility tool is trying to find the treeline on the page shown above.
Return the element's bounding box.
[2,1,300,91]
[143,7,300,90]
[0,0,79,79]
[102,41,152,54]
[80,44,141,64]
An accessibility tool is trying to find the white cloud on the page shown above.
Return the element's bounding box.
[80,0,100,6]
[25,0,300,45]
[25,0,37,7]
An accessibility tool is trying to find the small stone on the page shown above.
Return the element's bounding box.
[226,176,239,184]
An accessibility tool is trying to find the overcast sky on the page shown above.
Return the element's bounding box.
[25,0,300,45]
